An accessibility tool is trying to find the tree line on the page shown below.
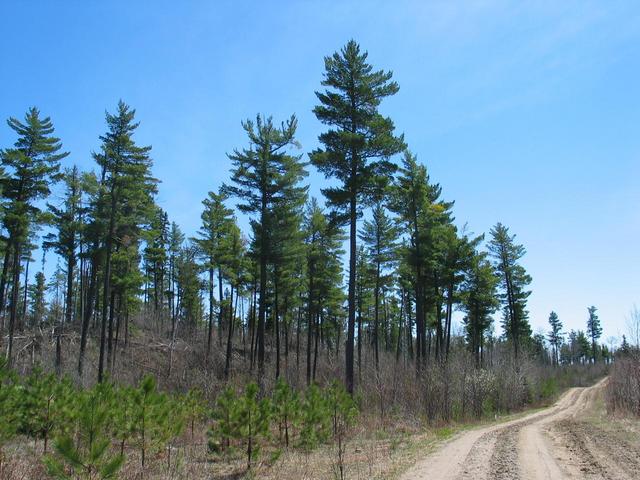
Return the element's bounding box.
[546,306,607,365]
[0,40,596,395]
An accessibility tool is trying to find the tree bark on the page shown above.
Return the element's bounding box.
[6,241,21,367]
[346,192,356,394]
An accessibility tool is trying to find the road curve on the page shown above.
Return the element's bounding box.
[400,378,638,480]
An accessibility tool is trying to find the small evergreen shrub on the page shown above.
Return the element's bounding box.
[43,381,124,480]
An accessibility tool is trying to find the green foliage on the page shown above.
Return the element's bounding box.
[547,311,563,365]
[324,381,358,436]
[129,375,183,468]
[488,223,533,358]
[461,252,499,367]
[311,39,405,393]
[20,370,75,452]
[175,244,204,326]
[587,306,603,362]
[183,388,208,439]
[44,382,124,480]
[1,107,68,243]
[209,383,272,469]
[0,358,19,465]
[272,379,300,447]
[222,113,308,374]
[111,385,136,455]
[207,380,361,470]
[236,383,271,469]
[209,386,237,455]
[298,384,331,450]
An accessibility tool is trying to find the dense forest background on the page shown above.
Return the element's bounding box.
[0,41,612,383]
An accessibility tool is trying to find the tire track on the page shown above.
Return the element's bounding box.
[401,380,610,480]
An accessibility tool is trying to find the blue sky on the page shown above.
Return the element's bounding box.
[1,1,638,342]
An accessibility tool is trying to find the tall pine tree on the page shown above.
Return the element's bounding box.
[93,101,157,382]
[223,114,307,377]
[547,311,563,366]
[311,41,404,393]
[488,223,532,360]
[586,306,602,363]
[196,188,234,358]
[0,107,67,365]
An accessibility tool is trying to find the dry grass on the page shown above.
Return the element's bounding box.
[1,399,569,480]
[606,352,640,418]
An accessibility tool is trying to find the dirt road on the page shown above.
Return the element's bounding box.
[401,378,640,480]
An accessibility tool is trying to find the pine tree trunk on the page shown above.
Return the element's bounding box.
[396,289,404,362]
[106,289,116,373]
[296,302,301,373]
[374,261,380,370]
[346,192,356,394]
[0,242,13,341]
[20,257,29,330]
[250,283,257,370]
[218,267,224,347]
[224,285,234,378]
[274,280,280,379]
[445,281,454,361]
[65,252,75,326]
[98,186,117,383]
[306,275,314,386]
[313,311,320,382]
[257,199,268,377]
[207,265,214,359]
[6,241,21,367]
[78,256,97,377]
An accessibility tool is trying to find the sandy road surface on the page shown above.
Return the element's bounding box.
[401,378,640,480]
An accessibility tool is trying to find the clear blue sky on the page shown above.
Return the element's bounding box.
[1,1,638,342]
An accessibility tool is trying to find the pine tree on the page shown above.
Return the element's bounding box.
[167,222,184,333]
[438,228,479,362]
[222,221,247,379]
[619,335,630,355]
[272,379,300,447]
[182,388,208,440]
[21,370,75,453]
[93,101,157,382]
[44,165,83,356]
[547,311,563,366]
[235,382,271,470]
[208,386,238,455]
[576,330,591,363]
[460,252,499,367]
[355,244,373,375]
[390,151,452,369]
[29,271,47,325]
[129,375,179,469]
[304,199,345,384]
[142,206,169,322]
[175,243,203,327]
[195,188,234,357]
[488,223,532,360]
[358,203,398,369]
[223,114,307,377]
[0,107,68,365]
[271,171,307,380]
[76,170,102,377]
[586,306,602,363]
[44,382,124,480]
[299,384,331,450]
[311,40,405,393]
